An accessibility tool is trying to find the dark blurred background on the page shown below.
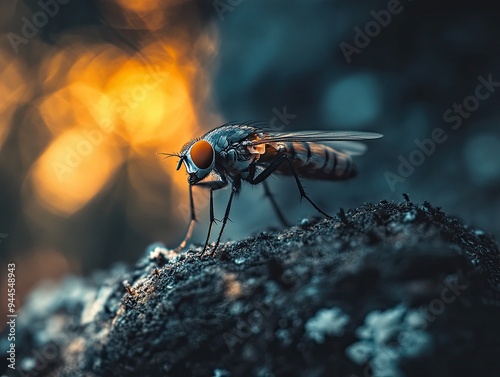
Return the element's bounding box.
[1,0,499,323]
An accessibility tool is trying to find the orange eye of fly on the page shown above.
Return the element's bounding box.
[190,140,214,169]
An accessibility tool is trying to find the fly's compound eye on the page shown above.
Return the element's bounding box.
[190,140,214,169]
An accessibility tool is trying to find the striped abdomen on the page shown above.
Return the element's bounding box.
[261,141,357,181]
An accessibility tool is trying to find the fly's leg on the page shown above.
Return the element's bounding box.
[207,176,242,257]
[175,184,196,252]
[249,155,332,219]
[195,179,229,256]
[262,180,290,227]
[202,186,218,255]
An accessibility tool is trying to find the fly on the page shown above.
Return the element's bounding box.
[159,122,383,256]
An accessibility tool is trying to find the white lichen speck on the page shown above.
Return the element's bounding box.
[305,307,350,343]
[345,305,432,377]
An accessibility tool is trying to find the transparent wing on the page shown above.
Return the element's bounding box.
[250,130,383,145]
[328,141,368,156]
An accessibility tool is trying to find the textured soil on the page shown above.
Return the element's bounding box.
[2,198,500,377]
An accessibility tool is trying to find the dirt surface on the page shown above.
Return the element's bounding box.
[2,199,500,377]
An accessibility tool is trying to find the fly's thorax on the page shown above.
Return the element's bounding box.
[201,125,266,170]
[213,141,258,177]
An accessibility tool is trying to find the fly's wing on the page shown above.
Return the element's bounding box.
[328,141,367,156]
[250,130,383,144]
[250,130,383,156]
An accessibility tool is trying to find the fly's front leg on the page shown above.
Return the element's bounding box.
[249,155,332,219]
[195,178,228,256]
[175,184,196,252]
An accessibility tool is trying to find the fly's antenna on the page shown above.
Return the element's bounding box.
[157,152,179,159]
[157,152,185,170]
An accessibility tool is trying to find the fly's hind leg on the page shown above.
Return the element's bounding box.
[248,155,332,219]
[262,180,290,227]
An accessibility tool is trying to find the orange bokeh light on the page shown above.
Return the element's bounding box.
[114,0,179,13]
[0,0,222,253]
[27,31,206,217]
[0,0,220,315]
[31,128,122,216]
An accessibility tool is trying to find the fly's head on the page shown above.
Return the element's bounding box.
[159,139,215,185]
